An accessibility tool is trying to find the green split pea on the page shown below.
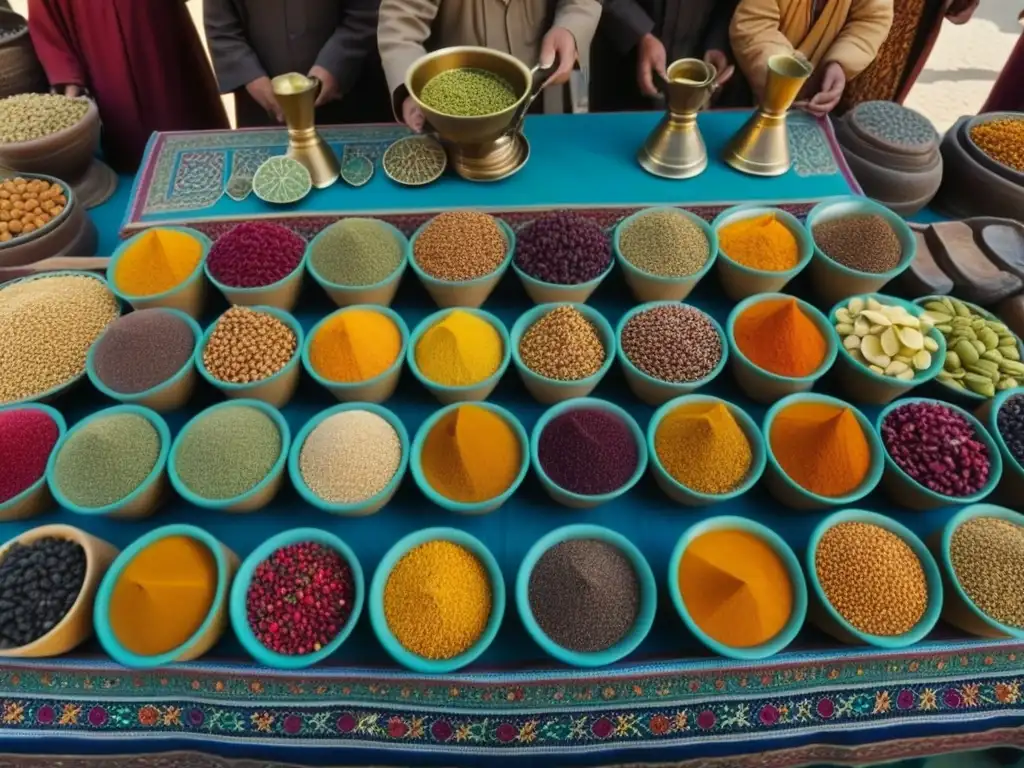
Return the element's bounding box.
[419,68,518,117]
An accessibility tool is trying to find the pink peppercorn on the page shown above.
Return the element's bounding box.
[207,222,305,288]
[245,542,354,656]
[0,409,59,504]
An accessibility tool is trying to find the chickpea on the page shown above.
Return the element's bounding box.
[8,219,22,233]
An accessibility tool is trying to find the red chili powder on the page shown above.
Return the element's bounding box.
[0,409,60,503]
[734,298,827,377]
[207,222,305,288]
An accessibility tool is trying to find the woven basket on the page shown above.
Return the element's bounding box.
[0,9,48,101]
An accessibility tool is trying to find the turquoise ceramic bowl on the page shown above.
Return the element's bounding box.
[530,397,648,509]
[406,308,510,403]
[94,524,234,668]
[108,227,211,306]
[667,516,807,659]
[369,527,505,673]
[762,393,884,510]
[615,301,728,405]
[876,397,1003,510]
[204,229,307,302]
[511,259,613,304]
[230,528,365,668]
[411,401,529,514]
[409,216,514,298]
[516,524,657,667]
[288,403,409,516]
[0,404,66,520]
[806,509,943,648]
[985,387,1024,503]
[46,405,170,518]
[168,399,292,512]
[305,219,410,303]
[613,206,717,295]
[647,395,766,506]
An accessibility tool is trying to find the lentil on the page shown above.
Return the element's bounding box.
[950,516,1024,628]
[733,297,827,378]
[812,214,902,273]
[618,209,709,277]
[309,308,402,384]
[309,218,404,286]
[518,305,605,381]
[815,521,928,636]
[0,176,67,243]
[881,401,991,497]
[0,537,85,650]
[207,222,305,288]
[0,408,60,504]
[246,542,354,656]
[997,393,1024,467]
[52,413,161,508]
[655,401,752,495]
[620,304,722,382]
[515,212,612,284]
[419,68,518,116]
[528,539,639,653]
[718,212,799,271]
[91,310,196,394]
[970,118,1024,173]
[413,212,507,281]
[298,410,402,504]
[0,274,119,404]
[113,229,204,297]
[538,408,639,495]
[384,540,492,659]
[0,93,89,144]
[415,310,502,387]
[202,307,297,384]
[835,296,937,379]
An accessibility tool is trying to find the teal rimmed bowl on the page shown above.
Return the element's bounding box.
[169,399,291,513]
[876,397,1002,510]
[763,393,884,510]
[0,404,66,521]
[668,516,807,659]
[94,523,239,668]
[306,218,410,307]
[805,196,916,306]
[512,260,613,306]
[980,387,1024,504]
[407,307,510,404]
[302,305,409,403]
[726,292,838,403]
[370,527,504,673]
[108,227,211,318]
[616,301,728,405]
[511,303,616,404]
[411,401,529,514]
[196,305,304,408]
[712,204,813,301]
[516,524,656,667]
[205,224,307,312]
[230,528,365,668]
[648,395,766,506]
[46,404,170,519]
[806,509,943,648]
[288,403,409,516]
[86,308,202,413]
[613,206,717,303]
[530,397,648,509]
[410,215,514,308]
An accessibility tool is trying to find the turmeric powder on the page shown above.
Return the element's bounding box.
[309,308,402,383]
[770,402,871,497]
[113,229,204,296]
[719,213,799,271]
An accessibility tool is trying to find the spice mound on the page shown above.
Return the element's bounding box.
[207,222,305,289]
[108,535,218,656]
[655,401,752,495]
[92,309,196,395]
[0,176,68,244]
[812,213,902,274]
[203,306,297,384]
[415,310,502,387]
[384,539,492,659]
[835,296,937,380]
[0,536,85,650]
[950,516,1024,629]
[620,304,722,383]
[881,401,991,497]
[299,410,402,504]
[515,212,612,285]
[247,542,355,656]
[175,405,282,501]
[52,413,161,509]
[0,273,119,404]
[420,404,522,503]
[519,305,606,381]
[719,212,799,272]
[815,521,927,636]
[528,538,640,653]
[997,393,1024,467]
[770,402,871,498]
[414,211,507,281]
[309,218,404,286]
[309,308,402,384]
[113,229,205,297]
[969,118,1024,173]
[419,67,518,117]
[537,408,639,496]
[733,297,827,378]
[0,93,89,144]
[679,529,792,648]
[0,408,60,504]
[618,208,709,277]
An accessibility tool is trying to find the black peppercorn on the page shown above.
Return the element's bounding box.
[0,537,86,649]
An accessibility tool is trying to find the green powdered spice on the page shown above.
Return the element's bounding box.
[53,414,161,508]
[419,68,517,117]
[174,406,281,500]
[310,218,404,286]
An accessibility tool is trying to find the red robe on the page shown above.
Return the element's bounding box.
[983,33,1023,113]
[28,0,229,172]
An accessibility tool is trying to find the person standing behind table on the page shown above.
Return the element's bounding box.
[26,0,229,173]
[204,0,392,128]
[982,8,1024,113]
[378,0,602,131]
[729,0,894,116]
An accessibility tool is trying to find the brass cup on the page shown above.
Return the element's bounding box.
[271,72,340,189]
[638,58,717,179]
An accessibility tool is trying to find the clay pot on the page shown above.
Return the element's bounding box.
[934,117,1024,222]
[0,98,99,182]
[840,147,942,215]
[0,177,98,266]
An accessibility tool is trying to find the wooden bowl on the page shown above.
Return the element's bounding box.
[0,98,99,181]
[0,175,97,265]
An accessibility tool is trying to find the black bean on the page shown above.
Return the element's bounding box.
[0,537,86,649]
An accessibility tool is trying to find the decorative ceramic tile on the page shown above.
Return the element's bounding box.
[168,151,225,210]
[340,154,374,187]
[225,175,253,202]
[382,136,447,186]
[789,114,839,177]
